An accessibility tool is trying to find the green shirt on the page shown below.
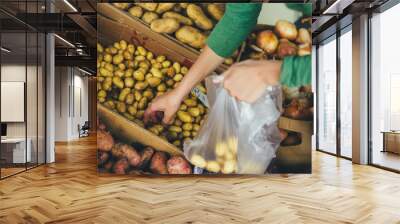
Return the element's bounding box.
[206,3,312,87]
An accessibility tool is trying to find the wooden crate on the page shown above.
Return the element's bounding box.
[97,3,228,73]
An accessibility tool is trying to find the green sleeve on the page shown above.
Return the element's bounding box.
[206,3,262,58]
[280,55,311,87]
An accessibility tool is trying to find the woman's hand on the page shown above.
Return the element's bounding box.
[144,89,184,124]
[217,59,282,103]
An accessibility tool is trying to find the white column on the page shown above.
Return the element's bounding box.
[352,14,369,164]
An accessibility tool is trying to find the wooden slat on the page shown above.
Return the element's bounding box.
[98,104,183,156]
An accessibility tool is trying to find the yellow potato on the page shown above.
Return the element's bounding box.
[193,124,200,132]
[180,3,189,9]
[142,11,159,24]
[118,88,131,102]
[97,43,104,53]
[113,54,124,64]
[183,131,191,137]
[191,154,206,168]
[186,4,213,30]
[125,93,134,105]
[207,4,225,21]
[147,77,161,87]
[222,160,236,174]
[124,77,134,88]
[116,102,126,113]
[134,81,148,90]
[128,6,143,18]
[177,111,192,123]
[136,3,158,11]
[182,123,193,131]
[112,77,124,89]
[156,3,175,14]
[215,142,228,157]
[169,126,182,133]
[206,161,221,173]
[150,18,180,34]
[175,26,206,49]
[162,11,193,26]
[97,90,106,98]
[173,74,183,82]
[133,70,145,81]
[157,83,167,92]
[128,105,137,116]
[113,3,130,10]
[188,107,200,117]
[184,99,197,107]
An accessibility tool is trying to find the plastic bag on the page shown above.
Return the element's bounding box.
[184,76,282,174]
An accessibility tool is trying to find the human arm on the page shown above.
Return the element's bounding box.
[220,55,311,102]
[145,3,262,124]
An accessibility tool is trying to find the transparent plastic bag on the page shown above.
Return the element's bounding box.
[184,76,282,174]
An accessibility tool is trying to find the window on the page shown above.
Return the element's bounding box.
[370,3,400,171]
[339,28,352,158]
[317,36,337,154]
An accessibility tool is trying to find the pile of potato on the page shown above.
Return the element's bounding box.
[97,39,208,149]
[112,3,237,65]
[189,136,238,174]
[241,18,312,61]
[97,121,192,174]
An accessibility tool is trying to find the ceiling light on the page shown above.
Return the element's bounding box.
[54,34,75,48]
[77,67,93,76]
[1,47,11,53]
[63,0,78,12]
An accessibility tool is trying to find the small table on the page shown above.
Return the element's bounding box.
[381,131,400,154]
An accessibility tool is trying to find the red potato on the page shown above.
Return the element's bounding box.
[98,151,110,165]
[97,130,114,152]
[113,158,129,174]
[139,147,155,168]
[167,156,192,174]
[111,143,142,167]
[277,39,297,58]
[150,151,168,174]
[104,161,114,171]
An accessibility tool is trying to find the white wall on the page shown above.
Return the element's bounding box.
[258,4,302,25]
[54,67,89,141]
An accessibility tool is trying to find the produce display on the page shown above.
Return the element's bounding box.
[111,3,237,65]
[97,39,208,149]
[97,121,192,174]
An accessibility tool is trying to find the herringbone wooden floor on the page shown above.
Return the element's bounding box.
[1,135,399,224]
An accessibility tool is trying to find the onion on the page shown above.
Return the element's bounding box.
[256,30,279,54]
[296,28,311,44]
[277,39,297,58]
[298,43,311,56]
[275,20,298,41]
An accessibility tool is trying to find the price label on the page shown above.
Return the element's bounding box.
[191,87,209,108]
